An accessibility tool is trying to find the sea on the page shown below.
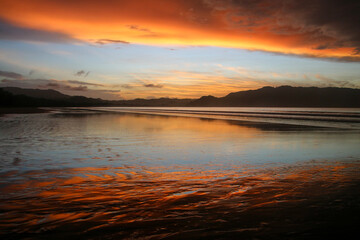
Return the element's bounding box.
[1,107,359,239]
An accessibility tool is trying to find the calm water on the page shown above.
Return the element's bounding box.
[1,107,360,239]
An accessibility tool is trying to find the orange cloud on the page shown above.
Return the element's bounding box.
[0,0,359,60]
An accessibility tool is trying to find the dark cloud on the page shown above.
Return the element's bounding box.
[36,81,88,91]
[0,70,23,79]
[74,70,90,78]
[45,82,61,88]
[1,79,10,83]
[263,49,360,63]
[125,25,163,38]
[120,83,164,89]
[0,78,121,99]
[205,0,360,52]
[121,84,135,89]
[95,39,130,45]
[42,81,89,92]
[314,44,331,50]
[127,25,152,33]
[290,0,360,47]
[39,80,101,90]
[74,70,90,77]
[0,19,75,43]
[143,83,163,88]
[64,85,88,91]
[67,80,102,86]
[1,77,102,89]
[353,47,360,55]
[75,70,85,76]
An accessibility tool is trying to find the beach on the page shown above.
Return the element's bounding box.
[1,107,360,239]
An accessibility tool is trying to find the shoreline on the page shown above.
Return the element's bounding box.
[0,107,50,116]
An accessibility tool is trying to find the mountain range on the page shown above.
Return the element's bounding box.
[1,86,360,108]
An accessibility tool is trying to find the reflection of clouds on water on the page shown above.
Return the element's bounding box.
[0,110,360,238]
[1,111,360,174]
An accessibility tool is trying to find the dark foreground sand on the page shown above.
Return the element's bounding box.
[0,161,359,239]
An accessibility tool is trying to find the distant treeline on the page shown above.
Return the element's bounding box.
[1,86,360,108]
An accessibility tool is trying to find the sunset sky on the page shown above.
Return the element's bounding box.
[0,0,359,100]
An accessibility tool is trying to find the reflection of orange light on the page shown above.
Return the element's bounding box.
[113,113,260,136]
[0,0,357,60]
[85,113,262,140]
[1,161,359,236]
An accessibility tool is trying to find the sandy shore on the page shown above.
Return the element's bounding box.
[1,160,359,239]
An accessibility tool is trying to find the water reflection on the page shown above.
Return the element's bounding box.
[0,161,359,239]
[1,112,360,173]
[0,110,360,239]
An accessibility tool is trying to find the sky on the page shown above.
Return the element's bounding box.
[0,0,359,100]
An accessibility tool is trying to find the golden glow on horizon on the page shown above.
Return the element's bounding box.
[1,0,359,100]
[0,0,358,60]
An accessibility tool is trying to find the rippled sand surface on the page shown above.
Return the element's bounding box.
[1,109,360,239]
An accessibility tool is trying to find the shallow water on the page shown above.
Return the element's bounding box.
[93,107,360,129]
[0,108,360,239]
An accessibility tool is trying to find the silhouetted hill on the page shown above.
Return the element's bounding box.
[0,88,108,107]
[189,86,360,107]
[189,95,218,107]
[3,87,70,100]
[0,87,192,107]
[2,86,360,108]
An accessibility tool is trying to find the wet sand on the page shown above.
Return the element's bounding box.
[1,109,360,239]
[0,160,359,239]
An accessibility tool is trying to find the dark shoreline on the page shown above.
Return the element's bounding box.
[0,107,50,116]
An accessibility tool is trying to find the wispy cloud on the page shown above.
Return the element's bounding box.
[143,83,163,88]
[0,70,23,80]
[94,39,130,45]
[74,70,90,77]
[315,74,360,88]
[0,77,121,100]
[67,80,102,86]
[127,25,153,33]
